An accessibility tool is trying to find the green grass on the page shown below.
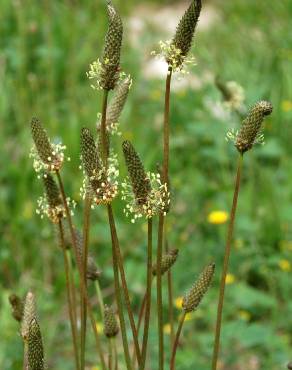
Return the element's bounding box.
[1,0,292,369]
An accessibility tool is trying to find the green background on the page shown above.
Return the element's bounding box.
[0,0,292,369]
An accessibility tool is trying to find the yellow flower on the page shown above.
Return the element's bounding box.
[91,367,100,370]
[281,100,292,112]
[278,259,291,272]
[163,323,171,335]
[150,89,162,101]
[174,296,183,309]
[207,211,229,225]
[238,310,251,321]
[96,322,103,334]
[279,240,292,252]
[225,273,235,284]
[22,201,33,219]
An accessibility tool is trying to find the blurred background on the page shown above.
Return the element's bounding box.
[1,0,292,369]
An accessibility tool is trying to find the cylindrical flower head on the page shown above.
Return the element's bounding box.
[170,0,201,67]
[100,1,123,90]
[31,117,62,171]
[182,262,215,313]
[122,140,151,206]
[28,318,45,370]
[42,174,62,209]
[105,75,131,130]
[103,305,119,338]
[80,127,104,189]
[86,255,101,281]
[21,291,37,341]
[235,101,273,153]
[152,249,178,276]
[9,294,24,322]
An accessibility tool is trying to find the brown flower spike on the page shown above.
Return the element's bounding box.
[104,75,132,131]
[9,294,24,322]
[100,1,123,90]
[169,0,201,67]
[235,101,273,153]
[28,318,45,370]
[30,117,63,171]
[152,249,179,276]
[21,291,37,341]
[182,262,215,312]
[103,305,119,338]
[122,140,151,206]
[80,127,118,204]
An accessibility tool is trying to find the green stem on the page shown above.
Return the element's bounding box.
[170,311,186,370]
[113,338,118,370]
[56,171,106,370]
[157,66,173,370]
[67,249,78,330]
[100,90,109,166]
[95,280,105,320]
[107,205,133,370]
[165,239,175,349]
[211,154,243,370]
[58,220,80,370]
[139,219,153,370]
[108,339,113,370]
[99,88,141,366]
[80,193,92,370]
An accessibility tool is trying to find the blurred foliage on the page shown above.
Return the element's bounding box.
[0,0,292,369]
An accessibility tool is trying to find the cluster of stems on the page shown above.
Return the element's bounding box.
[19,1,274,370]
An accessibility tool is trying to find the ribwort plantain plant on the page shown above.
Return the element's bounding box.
[8,1,276,370]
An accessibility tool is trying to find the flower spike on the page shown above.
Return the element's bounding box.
[235,101,273,153]
[182,262,215,312]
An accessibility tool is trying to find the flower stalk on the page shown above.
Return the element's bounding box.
[139,219,153,370]
[58,220,80,370]
[211,154,243,370]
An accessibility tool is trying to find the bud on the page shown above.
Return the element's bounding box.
[169,0,201,67]
[30,117,63,171]
[152,249,178,276]
[104,75,132,132]
[80,127,118,204]
[235,101,273,153]
[103,305,119,338]
[122,140,151,206]
[80,127,103,184]
[21,291,37,340]
[182,262,215,312]
[42,174,62,209]
[28,318,45,370]
[100,1,123,90]
[9,294,24,322]
[86,256,101,281]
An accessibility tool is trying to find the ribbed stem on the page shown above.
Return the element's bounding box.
[139,219,153,370]
[113,338,118,370]
[95,280,105,320]
[58,220,80,370]
[107,205,133,370]
[67,249,78,331]
[211,154,243,370]
[157,66,173,370]
[108,339,113,370]
[80,193,92,370]
[100,86,140,367]
[170,312,186,370]
[165,239,175,349]
[100,90,109,166]
[56,171,106,370]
